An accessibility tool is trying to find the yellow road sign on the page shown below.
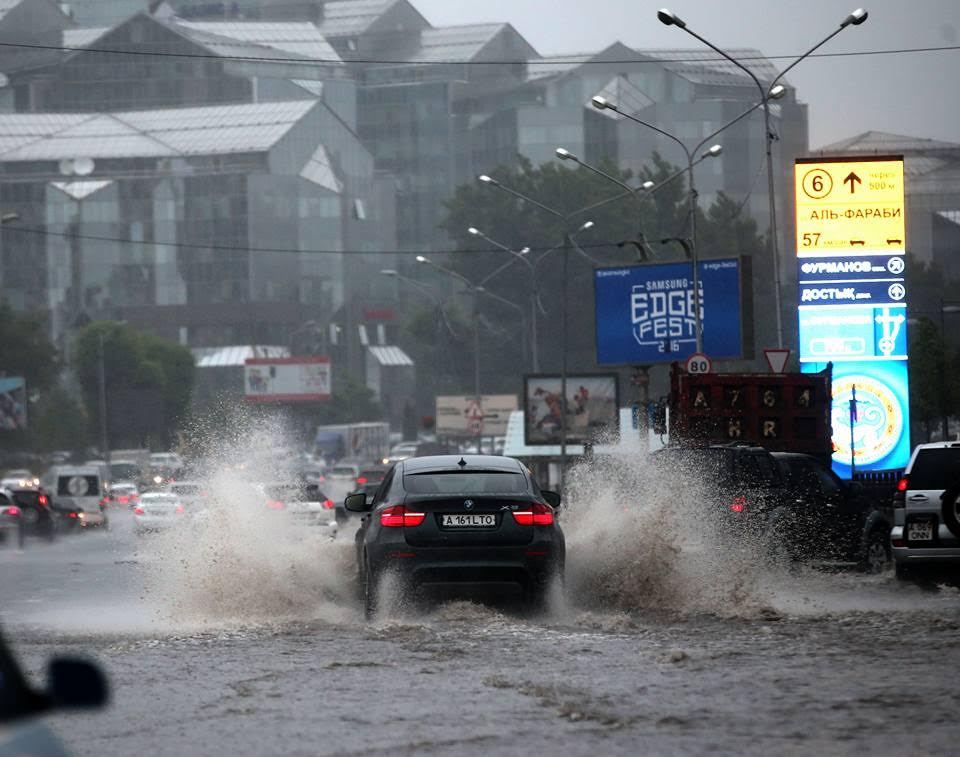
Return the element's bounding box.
[795,157,905,255]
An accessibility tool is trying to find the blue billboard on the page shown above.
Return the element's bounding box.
[594,258,745,364]
[802,359,911,478]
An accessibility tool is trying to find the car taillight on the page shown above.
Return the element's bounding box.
[730,496,747,513]
[512,503,554,526]
[322,499,334,510]
[3,506,21,517]
[266,500,285,510]
[893,475,908,506]
[356,476,368,485]
[38,494,48,507]
[133,506,145,515]
[175,504,185,514]
[67,511,79,519]
[380,505,425,527]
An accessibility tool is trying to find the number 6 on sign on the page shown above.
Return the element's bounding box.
[685,352,712,375]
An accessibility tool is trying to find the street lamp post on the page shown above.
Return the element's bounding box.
[98,332,109,468]
[592,92,781,353]
[467,227,540,371]
[415,255,485,449]
[657,6,868,348]
[478,174,606,491]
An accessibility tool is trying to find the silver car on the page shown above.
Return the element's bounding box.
[891,442,960,580]
[133,492,188,535]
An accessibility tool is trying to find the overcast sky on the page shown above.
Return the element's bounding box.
[414,0,960,149]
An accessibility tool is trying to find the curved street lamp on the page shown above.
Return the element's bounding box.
[656,6,868,348]
[477,173,610,490]
[467,226,541,371]
[591,90,780,352]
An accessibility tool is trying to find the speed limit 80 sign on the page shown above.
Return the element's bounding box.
[685,352,712,374]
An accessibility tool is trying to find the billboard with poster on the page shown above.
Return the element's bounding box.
[435,395,518,437]
[524,374,619,446]
[244,357,331,402]
[0,377,27,430]
[593,257,750,365]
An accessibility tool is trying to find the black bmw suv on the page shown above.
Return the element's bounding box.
[345,455,564,618]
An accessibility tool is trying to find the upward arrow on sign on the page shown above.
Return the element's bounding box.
[843,172,862,194]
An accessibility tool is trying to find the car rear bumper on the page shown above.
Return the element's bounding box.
[367,541,564,588]
[891,524,960,564]
[133,515,179,532]
[78,512,106,527]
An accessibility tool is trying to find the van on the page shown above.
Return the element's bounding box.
[41,466,108,529]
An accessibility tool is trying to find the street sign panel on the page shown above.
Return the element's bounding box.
[795,157,905,254]
[764,349,791,373]
[685,352,712,374]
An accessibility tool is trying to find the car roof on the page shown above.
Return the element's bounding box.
[913,442,960,450]
[401,455,521,473]
[769,452,816,461]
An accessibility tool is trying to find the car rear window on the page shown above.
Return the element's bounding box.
[57,475,100,497]
[171,484,200,495]
[332,467,355,476]
[909,448,960,490]
[359,469,386,481]
[404,471,527,495]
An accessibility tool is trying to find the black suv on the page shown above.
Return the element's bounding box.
[651,443,787,535]
[346,455,564,618]
[770,452,892,572]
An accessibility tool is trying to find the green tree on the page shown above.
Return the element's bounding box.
[434,155,767,387]
[0,301,58,393]
[31,384,89,455]
[909,316,959,442]
[73,321,195,450]
[0,302,59,453]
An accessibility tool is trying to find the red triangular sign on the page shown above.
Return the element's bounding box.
[764,348,791,373]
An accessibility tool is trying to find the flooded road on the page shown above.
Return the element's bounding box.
[3,507,959,756]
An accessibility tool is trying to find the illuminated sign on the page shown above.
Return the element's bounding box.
[594,258,749,364]
[797,252,906,307]
[802,360,910,479]
[795,155,909,474]
[798,305,907,362]
[795,157,905,253]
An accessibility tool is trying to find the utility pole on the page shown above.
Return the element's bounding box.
[98,332,109,468]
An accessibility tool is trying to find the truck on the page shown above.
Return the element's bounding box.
[667,363,834,464]
[314,422,390,464]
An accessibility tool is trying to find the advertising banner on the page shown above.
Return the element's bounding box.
[0,377,27,430]
[244,357,331,402]
[802,360,911,479]
[435,395,518,437]
[594,258,747,365]
[524,374,619,446]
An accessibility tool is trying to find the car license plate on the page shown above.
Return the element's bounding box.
[441,513,495,528]
[908,522,934,541]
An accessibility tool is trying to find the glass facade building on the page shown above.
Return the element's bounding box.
[0,100,394,363]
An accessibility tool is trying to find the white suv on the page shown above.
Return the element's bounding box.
[890,442,960,580]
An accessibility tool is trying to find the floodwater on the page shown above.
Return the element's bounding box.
[3,424,959,755]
